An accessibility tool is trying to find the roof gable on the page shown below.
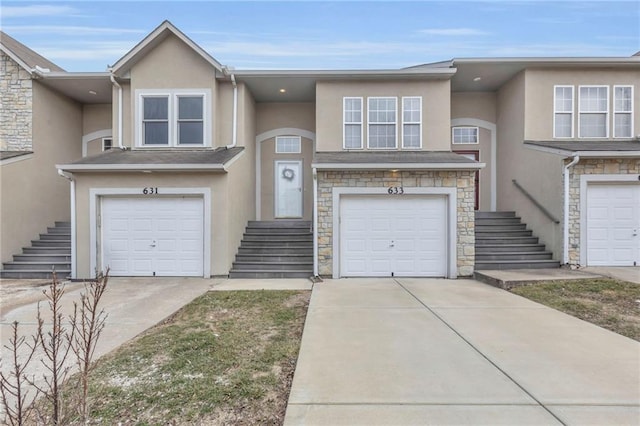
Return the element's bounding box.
[110,20,223,76]
[0,31,65,73]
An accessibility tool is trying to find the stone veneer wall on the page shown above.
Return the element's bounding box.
[0,52,32,151]
[567,158,640,264]
[317,170,476,277]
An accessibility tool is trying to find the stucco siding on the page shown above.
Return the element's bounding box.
[316,80,451,152]
[83,104,112,156]
[497,71,563,259]
[1,81,82,263]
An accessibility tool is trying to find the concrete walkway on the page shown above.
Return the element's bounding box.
[285,278,640,425]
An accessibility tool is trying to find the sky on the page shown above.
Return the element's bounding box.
[1,1,639,72]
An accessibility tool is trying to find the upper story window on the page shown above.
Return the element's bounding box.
[136,89,210,147]
[343,97,363,149]
[368,97,397,149]
[614,85,633,138]
[402,97,422,149]
[554,86,574,138]
[452,126,479,144]
[578,86,609,138]
[276,136,301,153]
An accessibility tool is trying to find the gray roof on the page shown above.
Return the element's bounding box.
[59,147,244,171]
[0,150,33,161]
[525,140,640,154]
[0,32,64,72]
[312,151,484,170]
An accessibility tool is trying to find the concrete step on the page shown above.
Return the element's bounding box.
[475,217,522,225]
[3,261,71,271]
[242,234,312,242]
[22,247,71,254]
[235,254,313,263]
[47,226,72,234]
[475,252,553,261]
[475,229,532,237]
[247,220,311,228]
[476,236,539,245]
[475,224,527,232]
[475,260,561,270]
[240,241,312,248]
[475,211,516,219]
[245,228,311,235]
[31,240,71,248]
[228,270,312,279]
[237,247,313,255]
[55,221,71,227]
[231,262,313,271]
[0,270,70,279]
[475,244,546,253]
[39,233,71,241]
[14,254,72,262]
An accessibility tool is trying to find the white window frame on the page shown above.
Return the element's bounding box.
[613,85,634,139]
[451,126,479,144]
[135,89,211,148]
[578,85,609,139]
[343,97,364,150]
[553,85,574,139]
[367,96,397,150]
[102,137,113,151]
[401,96,422,149]
[275,135,302,153]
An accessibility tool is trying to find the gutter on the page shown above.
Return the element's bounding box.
[312,167,319,278]
[312,162,486,170]
[57,169,77,279]
[109,71,124,149]
[563,155,580,265]
[224,68,238,149]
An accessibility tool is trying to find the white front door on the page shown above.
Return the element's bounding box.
[586,183,640,266]
[340,195,448,277]
[102,197,204,276]
[275,161,303,218]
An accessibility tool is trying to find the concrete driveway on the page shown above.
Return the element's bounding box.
[285,278,640,425]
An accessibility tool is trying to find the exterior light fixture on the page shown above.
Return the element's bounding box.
[279,88,286,93]
[473,77,482,82]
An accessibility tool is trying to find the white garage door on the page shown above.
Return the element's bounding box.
[586,184,640,266]
[340,195,447,277]
[102,197,204,276]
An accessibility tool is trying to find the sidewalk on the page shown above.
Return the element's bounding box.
[285,278,640,425]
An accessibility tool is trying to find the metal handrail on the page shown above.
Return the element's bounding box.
[512,179,560,224]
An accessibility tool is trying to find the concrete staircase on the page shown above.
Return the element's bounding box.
[475,212,559,270]
[0,221,71,279]
[229,220,313,278]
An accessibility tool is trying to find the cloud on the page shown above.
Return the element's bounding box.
[2,25,146,36]
[418,28,490,36]
[1,5,79,18]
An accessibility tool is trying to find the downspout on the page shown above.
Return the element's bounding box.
[226,72,238,149]
[563,155,580,265]
[312,167,319,277]
[58,169,76,279]
[109,70,124,149]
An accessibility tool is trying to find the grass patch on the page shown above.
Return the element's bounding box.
[76,290,309,425]
[511,279,640,341]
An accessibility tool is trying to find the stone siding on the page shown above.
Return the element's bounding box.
[567,158,640,264]
[0,52,33,151]
[317,170,476,277]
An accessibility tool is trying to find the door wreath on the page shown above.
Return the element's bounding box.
[282,167,295,181]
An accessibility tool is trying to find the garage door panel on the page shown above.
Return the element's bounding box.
[340,195,447,277]
[586,184,639,266]
[102,197,204,276]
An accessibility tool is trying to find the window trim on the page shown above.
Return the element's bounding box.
[367,96,397,150]
[578,85,609,139]
[401,96,422,149]
[343,97,364,150]
[553,85,574,139]
[275,135,302,154]
[613,85,634,139]
[135,89,211,148]
[451,126,480,145]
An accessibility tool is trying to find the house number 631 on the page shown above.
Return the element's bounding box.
[387,186,404,195]
[143,187,158,195]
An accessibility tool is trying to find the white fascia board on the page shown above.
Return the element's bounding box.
[524,144,640,158]
[453,57,640,65]
[56,163,227,172]
[234,68,457,78]
[39,71,111,79]
[1,153,34,165]
[312,162,486,170]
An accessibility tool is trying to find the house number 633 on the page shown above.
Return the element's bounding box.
[387,186,404,195]
[143,187,158,195]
